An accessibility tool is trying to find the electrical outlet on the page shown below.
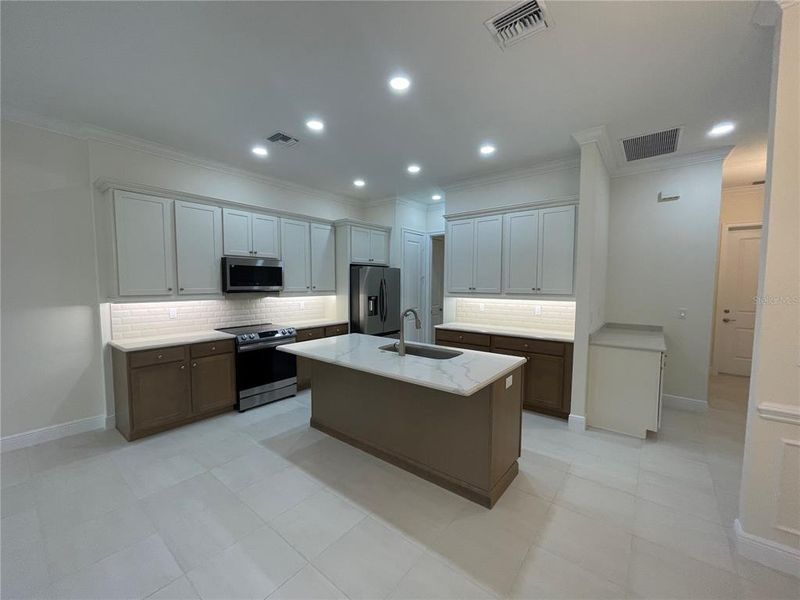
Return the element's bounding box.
[168,308,177,319]
[505,375,513,389]
[678,308,687,320]
[300,301,305,310]
[533,304,542,316]
[479,303,485,312]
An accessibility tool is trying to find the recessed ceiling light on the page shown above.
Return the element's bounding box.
[479,144,497,156]
[306,118,325,132]
[389,75,411,93]
[353,179,366,188]
[432,194,442,201]
[407,164,421,174]
[708,121,736,137]
[252,145,268,157]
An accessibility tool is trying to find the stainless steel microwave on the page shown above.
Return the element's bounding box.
[222,257,283,293]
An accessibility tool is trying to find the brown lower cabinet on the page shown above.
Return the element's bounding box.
[296,323,349,390]
[112,339,235,440]
[435,329,573,418]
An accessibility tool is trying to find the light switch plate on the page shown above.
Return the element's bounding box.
[168,308,177,319]
[479,303,485,312]
[300,301,305,310]
[533,304,543,316]
[505,375,513,389]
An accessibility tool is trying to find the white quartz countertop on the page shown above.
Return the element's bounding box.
[590,323,667,352]
[108,330,236,352]
[279,333,527,396]
[436,322,574,343]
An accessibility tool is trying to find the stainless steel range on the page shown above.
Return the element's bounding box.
[215,323,297,411]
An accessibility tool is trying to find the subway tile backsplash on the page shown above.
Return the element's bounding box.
[454,298,575,333]
[110,296,337,340]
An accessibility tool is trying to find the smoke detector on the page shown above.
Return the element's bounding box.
[485,1,552,50]
[267,131,299,148]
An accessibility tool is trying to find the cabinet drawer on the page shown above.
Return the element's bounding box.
[492,336,565,356]
[129,346,187,369]
[297,327,325,341]
[325,324,348,337]
[190,339,234,358]
[435,329,490,347]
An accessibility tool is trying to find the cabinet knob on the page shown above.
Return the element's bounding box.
[179,288,184,291]
[524,343,529,348]
[179,364,185,370]
[157,354,163,359]
[306,286,310,289]
[167,288,173,291]
[192,362,197,368]
[211,346,216,350]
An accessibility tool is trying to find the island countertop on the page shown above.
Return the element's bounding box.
[279,333,526,396]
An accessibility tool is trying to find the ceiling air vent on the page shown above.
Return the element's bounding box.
[485,1,552,50]
[621,127,681,162]
[267,131,299,148]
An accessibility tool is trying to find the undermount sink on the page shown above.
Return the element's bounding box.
[379,342,463,360]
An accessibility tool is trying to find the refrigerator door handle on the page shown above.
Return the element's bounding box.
[379,278,386,322]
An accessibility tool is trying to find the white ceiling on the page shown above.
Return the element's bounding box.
[1,1,774,202]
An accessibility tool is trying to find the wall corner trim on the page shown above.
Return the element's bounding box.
[662,394,709,413]
[567,414,586,432]
[1,414,108,453]
[734,518,800,577]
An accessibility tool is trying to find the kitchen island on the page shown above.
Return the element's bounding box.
[279,333,526,507]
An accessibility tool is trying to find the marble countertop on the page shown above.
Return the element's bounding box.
[279,333,527,396]
[108,318,349,352]
[108,330,236,352]
[590,323,667,352]
[436,322,574,343]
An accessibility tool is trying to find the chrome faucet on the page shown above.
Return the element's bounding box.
[397,308,422,356]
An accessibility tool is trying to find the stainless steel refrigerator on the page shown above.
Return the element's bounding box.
[350,265,401,335]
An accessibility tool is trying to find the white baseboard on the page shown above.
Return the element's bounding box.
[663,394,708,412]
[1,414,108,453]
[568,414,586,432]
[734,519,800,577]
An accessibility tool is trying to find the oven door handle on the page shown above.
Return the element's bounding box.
[237,338,296,352]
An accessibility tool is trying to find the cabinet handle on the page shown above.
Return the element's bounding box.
[306,286,310,289]
[312,286,316,289]
[211,346,216,350]
[179,288,184,291]
[192,362,197,368]
[179,364,185,370]
[167,288,173,291]
[157,354,163,359]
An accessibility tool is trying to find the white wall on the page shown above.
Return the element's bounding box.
[606,159,724,403]
[426,203,445,233]
[738,3,800,573]
[444,160,579,215]
[1,121,106,438]
[570,141,610,426]
[720,184,765,224]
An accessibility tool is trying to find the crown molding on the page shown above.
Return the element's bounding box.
[2,106,364,209]
[611,146,734,179]
[442,156,580,194]
[333,218,392,232]
[572,125,616,172]
[444,195,578,221]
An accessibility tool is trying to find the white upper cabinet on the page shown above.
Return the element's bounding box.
[538,205,575,295]
[175,201,223,295]
[473,216,502,293]
[447,219,475,293]
[503,210,540,293]
[350,226,372,263]
[251,213,280,257]
[310,223,335,292]
[446,216,501,293]
[369,229,389,265]
[223,208,280,258]
[114,191,175,296]
[281,218,311,292]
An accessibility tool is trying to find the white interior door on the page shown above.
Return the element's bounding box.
[715,224,762,376]
[402,230,425,342]
[430,236,445,338]
[281,219,311,292]
[175,201,222,295]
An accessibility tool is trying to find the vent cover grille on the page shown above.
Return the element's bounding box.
[267,131,299,148]
[621,128,681,161]
[485,1,551,50]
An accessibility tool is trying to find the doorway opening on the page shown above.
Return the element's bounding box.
[428,234,445,342]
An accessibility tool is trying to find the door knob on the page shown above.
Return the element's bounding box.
[722,318,737,323]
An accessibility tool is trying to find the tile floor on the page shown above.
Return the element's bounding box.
[2,375,798,599]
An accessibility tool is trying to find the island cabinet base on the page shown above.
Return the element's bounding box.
[308,360,523,508]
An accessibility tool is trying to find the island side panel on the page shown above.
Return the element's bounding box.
[308,359,521,506]
[490,366,524,489]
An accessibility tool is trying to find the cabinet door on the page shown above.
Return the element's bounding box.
[222,209,253,256]
[369,229,389,265]
[527,353,566,413]
[175,201,222,295]
[350,226,372,263]
[252,214,280,258]
[447,219,475,293]
[114,191,175,296]
[473,215,502,293]
[503,210,539,294]
[281,218,311,292]
[130,361,192,432]
[191,353,235,415]
[310,223,335,292]
[538,205,576,295]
